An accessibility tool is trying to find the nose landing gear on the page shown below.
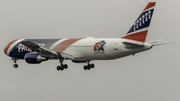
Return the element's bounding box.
[12,58,18,68]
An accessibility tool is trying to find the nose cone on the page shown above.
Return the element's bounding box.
[4,40,17,55]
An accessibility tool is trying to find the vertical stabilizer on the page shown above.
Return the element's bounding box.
[122,2,156,42]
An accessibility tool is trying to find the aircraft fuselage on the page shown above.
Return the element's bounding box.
[4,38,152,61]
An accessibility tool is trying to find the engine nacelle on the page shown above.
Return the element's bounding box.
[25,52,48,64]
[72,60,87,63]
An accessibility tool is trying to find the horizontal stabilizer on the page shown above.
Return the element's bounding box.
[122,42,144,49]
[149,39,163,44]
[151,41,177,46]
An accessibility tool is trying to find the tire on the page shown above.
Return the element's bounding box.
[60,67,64,71]
[90,64,94,68]
[87,66,91,70]
[84,65,87,70]
[57,66,61,71]
[64,64,68,69]
[13,64,18,68]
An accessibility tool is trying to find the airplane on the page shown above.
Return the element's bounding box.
[4,2,166,71]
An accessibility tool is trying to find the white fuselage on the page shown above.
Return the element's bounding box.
[60,38,152,60]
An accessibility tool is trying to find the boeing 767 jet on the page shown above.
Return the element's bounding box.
[4,2,163,71]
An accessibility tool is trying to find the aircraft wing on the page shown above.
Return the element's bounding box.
[21,41,75,60]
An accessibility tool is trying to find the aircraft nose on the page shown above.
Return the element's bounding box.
[4,45,8,55]
[4,40,17,55]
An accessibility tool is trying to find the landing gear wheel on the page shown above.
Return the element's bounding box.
[63,64,68,69]
[90,64,94,68]
[83,61,95,70]
[57,66,65,71]
[87,66,91,70]
[57,64,68,71]
[84,65,91,70]
[84,65,88,70]
[13,64,18,68]
[57,66,61,71]
[60,66,64,71]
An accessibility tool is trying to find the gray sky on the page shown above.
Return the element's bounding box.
[0,0,180,101]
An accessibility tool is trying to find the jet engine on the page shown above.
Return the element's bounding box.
[25,52,48,64]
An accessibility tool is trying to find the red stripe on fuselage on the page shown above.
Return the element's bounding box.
[143,2,156,11]
[53,38,81,52]
[122,30,148,42]
[4,40,18,55]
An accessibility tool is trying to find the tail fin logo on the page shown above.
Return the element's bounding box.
[133,10,152,31]
[128,8,154,34]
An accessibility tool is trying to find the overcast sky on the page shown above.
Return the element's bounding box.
[0,0,180,101]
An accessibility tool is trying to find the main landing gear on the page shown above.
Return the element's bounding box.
[84,61,95,70]
[12,58,18,68]
[57,55,68,71]
[57,64,68,71]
